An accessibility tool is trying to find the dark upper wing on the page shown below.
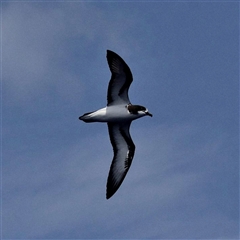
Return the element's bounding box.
[106,50,133,106]
[106,122,135,199]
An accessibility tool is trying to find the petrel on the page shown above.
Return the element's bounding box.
[79,50,152,199]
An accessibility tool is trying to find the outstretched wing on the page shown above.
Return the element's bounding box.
[106,50,133,106]
[106,122,135,199]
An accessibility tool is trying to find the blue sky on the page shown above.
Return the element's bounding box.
[2,1,239,239]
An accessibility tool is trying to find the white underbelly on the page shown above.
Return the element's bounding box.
[84,105,140,122]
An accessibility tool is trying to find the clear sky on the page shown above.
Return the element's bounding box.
[2,1,239,239]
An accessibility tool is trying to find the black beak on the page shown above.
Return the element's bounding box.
[146,112,153,117]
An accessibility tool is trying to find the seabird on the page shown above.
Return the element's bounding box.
[79,50,152,199]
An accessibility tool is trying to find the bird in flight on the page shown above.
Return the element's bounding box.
[79,50,152,199]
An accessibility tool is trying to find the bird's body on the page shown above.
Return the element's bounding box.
[79,50,152,199]
[80,104,148,123]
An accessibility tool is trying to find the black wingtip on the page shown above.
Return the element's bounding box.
[106,189,115,200]
[106,179,119,200]
[106,49,117,58]
[106,49,123,59]
[106,184,114,199]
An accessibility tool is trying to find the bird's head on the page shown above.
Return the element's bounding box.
[127,104,152,117]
